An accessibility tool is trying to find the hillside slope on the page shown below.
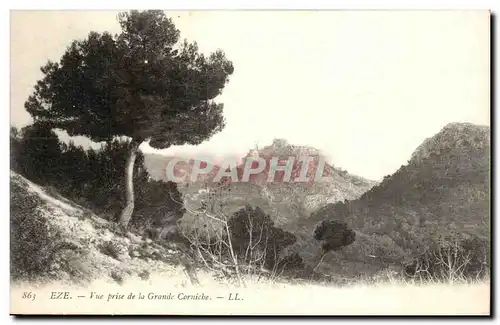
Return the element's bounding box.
[10,171,198,286]
[298,122,490,276]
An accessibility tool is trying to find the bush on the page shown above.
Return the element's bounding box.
[276,252,306,276]
[404,234,490,281]
[131,180,185,240]
[99,241,126,261]
[14,123,63,186]
[10,178,63,281]
[313,219,356,253]
[228,205,297,270]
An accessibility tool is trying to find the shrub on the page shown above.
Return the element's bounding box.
[131,180,185,240]
[276,252,306,276]
[313,219,356,253]
[228,205,297,270]
[10,178,63,281]
[404,234,490,281]
[99,241,126,261]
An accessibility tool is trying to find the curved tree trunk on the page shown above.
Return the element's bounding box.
[313,250,328,272]
[119,141,140,228]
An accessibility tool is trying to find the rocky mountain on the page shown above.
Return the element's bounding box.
[142,140,378,281]
[143,139,377,229]
[411,122,490,164]
[239,139,377,226]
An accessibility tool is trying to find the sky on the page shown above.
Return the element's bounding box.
[10,10,490,180]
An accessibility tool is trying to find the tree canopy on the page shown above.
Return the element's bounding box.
[24,10,234,227]
[26,10,233,148]
[313,219,356,253]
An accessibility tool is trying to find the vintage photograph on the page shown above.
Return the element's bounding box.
[10,10,491,315]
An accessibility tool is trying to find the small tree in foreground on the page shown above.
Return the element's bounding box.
[25,10,233,228]
[313,219,356,270]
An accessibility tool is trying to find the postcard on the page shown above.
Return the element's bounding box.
[10,10,491,316]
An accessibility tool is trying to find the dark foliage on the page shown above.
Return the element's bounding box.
[10,127,21,172]
[276,252,306,276]
[132,179,186,239]
[228,205,297,269]
[25,10,233,146]
[313,220,356,253]
[49,139,150,217]
[10,177,62,281]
